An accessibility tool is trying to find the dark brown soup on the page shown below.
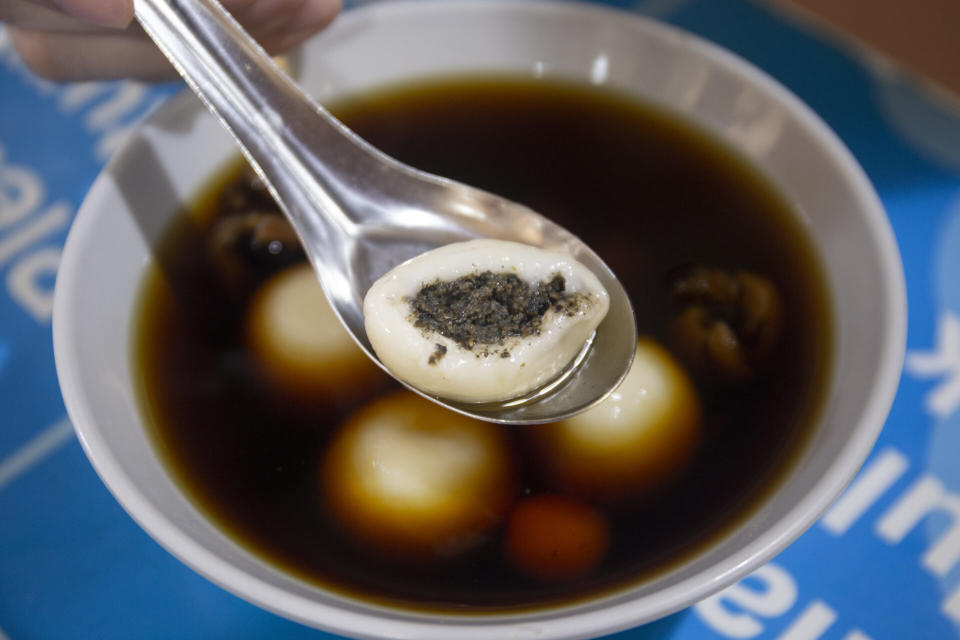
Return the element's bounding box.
[134,77,833,611]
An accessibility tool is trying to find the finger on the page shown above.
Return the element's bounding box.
[9,0,342,82]
[275,0,342,48]
[47,0,134,29]
[228,0,341,47]
[8,26,175,81]
[0,0,113,33]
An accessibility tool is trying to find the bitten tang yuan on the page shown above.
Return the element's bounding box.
[362,239,610,403]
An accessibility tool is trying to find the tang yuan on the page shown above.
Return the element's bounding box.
[321,392,515,560]
[529,338,701,502]
[247,264,380,401]
[363,239,609,403]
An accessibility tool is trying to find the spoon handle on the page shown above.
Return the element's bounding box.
[133,0,638,425]
[135,0,381,251]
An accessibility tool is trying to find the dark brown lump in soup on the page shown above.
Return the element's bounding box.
[134,77,833,611]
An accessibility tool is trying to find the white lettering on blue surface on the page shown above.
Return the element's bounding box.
[825,445,960,627]
[776,600,836,639]
[906,312,960,418]
[84,83,157,161]
[822,448,909,535]
[876,475,960,577]
[696,567,876,640]
[1,30,159,162]
[696,564,877,639]
[0,144,44,229]
[0,201,69,266]
[696,443,960,636]
[87,83,148,130]
[0,416,74,491]
[8,247,60,322]
[695,563,798,637]
[943,582,960,623]
[59,83,111,113]
[0,143,72,323]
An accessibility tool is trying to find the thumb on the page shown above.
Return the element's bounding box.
[49,0,134,28]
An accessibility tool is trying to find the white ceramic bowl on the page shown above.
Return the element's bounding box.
[53,1,906,638]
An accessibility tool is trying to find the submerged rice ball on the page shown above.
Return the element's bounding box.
[530,338,701,502]
[321,391,515,560]
[246,264,382,400]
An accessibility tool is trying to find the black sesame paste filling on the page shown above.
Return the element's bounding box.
[407,271,588,358]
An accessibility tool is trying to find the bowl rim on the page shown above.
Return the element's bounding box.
[53,1,907,638]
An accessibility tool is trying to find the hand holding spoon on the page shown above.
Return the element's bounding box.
[134,0,637,424]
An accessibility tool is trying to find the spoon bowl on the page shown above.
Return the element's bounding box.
[135,0,636,423]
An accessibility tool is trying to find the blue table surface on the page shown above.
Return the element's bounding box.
[3,0,960,638]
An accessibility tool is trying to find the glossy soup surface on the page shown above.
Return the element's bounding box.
[135,77,833,611]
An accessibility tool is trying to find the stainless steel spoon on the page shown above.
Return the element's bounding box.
[134,0,637,424]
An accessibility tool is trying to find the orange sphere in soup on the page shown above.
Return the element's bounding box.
[321,391,516,560]
[246,264,383,401]
[530,338,701,502]
[505,494,610,581]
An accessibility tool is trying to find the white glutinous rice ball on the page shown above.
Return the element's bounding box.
[530,338,701,502]
[321,391,516,560]
[246,264,381,400]
[363,239,609,403]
